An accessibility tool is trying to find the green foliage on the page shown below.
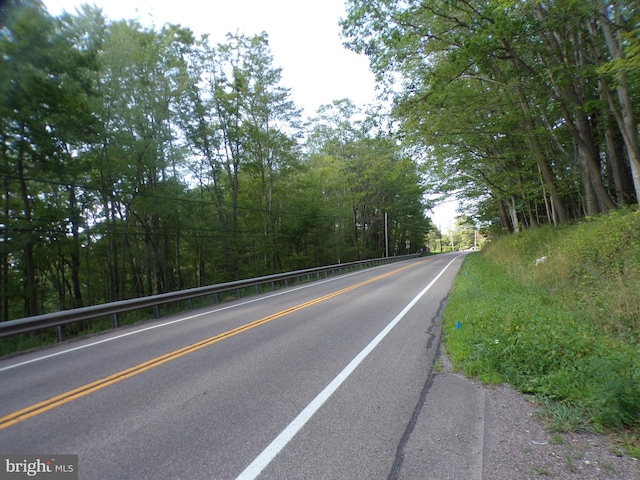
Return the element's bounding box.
[443,210,640,450]
[0,3,431,323]
[342,0,640,228]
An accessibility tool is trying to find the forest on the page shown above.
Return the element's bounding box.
[1,1,431,321]
[342,0,640,229]
[2,0,639,323]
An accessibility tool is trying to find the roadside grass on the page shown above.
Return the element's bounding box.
[443,208,640,458]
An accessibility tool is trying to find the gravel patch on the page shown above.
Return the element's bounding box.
[437,351,640,480]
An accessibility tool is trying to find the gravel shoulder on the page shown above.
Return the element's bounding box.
[438,349,640,480]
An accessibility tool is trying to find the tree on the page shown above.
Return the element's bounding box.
[341,0,640,231]
[594,0,640,206]
[226,33,302,272]
[305,101,431,260]
[0,2,433,323]
[1,0,96,317]
[86,18,194,298]
[181,32,302,277]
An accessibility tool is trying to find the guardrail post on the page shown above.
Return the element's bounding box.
[56,325,63,343]
[0,254,422,342]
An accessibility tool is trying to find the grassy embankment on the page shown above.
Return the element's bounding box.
[443,208,640,458]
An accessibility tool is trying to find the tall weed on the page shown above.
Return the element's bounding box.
[443,209,640,449]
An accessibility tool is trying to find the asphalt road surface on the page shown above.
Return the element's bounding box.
[0,253,465,479]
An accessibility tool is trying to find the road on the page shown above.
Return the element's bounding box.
[0,253,465,479]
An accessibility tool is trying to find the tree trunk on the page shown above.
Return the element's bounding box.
[17,153,38,317]
[534,5,615,214]
[561,103,616,214]
[498,200,513,233]
[1,139,10,321]
[517,86,570,223]
[598,3,640,205]
[602,110,634,204]
[508,197,520,233]
[68,185,84,309]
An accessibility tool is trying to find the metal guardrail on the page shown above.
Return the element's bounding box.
[0,254,421,342]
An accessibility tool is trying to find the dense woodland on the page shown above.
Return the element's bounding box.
[1,1,430,321]
[2,0,639,322]
[342,0,640,228]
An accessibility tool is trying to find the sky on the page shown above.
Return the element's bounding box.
[43,0,459,229]
[43,0,378,118]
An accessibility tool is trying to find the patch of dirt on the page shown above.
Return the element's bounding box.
[438,351,640,480]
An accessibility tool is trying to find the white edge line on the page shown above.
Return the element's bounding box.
[235,254,464,480]
[0,266,384,373]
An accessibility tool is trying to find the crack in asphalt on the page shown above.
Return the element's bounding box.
[387,294,450,480]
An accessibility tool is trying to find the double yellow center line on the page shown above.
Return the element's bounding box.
[0,260,424,430]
